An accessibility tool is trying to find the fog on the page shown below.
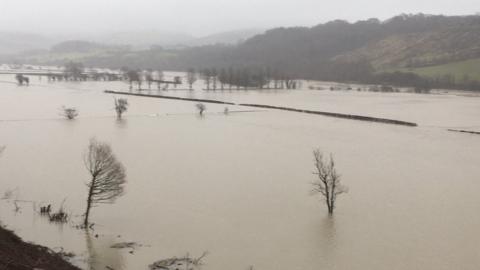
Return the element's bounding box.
[0,0,478,36]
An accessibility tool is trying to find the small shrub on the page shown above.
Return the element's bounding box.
[115,98,129,119]
[196,103,206,116]
[60,106,79,120]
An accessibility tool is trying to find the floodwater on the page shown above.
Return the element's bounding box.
[0,74,480,270]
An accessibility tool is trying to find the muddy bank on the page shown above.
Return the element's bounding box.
[105,90,417,127]
[0,226,80,270]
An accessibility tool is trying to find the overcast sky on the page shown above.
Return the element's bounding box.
[0,0,478,36]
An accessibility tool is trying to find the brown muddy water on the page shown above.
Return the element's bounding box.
[0,74,480,270]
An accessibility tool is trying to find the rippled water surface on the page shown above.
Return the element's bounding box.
[0,74,479,270]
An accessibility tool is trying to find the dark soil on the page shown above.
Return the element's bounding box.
[0,226,80,270]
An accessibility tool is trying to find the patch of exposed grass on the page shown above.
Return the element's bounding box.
[399,58,480,82]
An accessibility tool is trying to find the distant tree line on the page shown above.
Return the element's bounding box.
[121,67,183,90]
[199,66,298,90]
[366,71,480,92]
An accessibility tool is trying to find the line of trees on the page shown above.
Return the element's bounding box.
[46,61,122,82]
[366,71,480,92]
[199,67,298,90]
[64,61,85,80]
[121,68,181,90]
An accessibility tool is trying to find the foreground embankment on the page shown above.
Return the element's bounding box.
[104,90,418,127]
[0,226,80,270]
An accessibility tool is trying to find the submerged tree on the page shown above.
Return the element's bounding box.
[196,103,206,116]
[83,138,126,227]
[312,149,347,215]
[64,61,84,80]
[174,76,182,88]
[60,106,79,120]
[187,68,197,90]
[211,68,218,90]
[201,69,212,90]
[125,70,141,90]
[145,70,154,90]
[218,68,227,90]
[114,98,129,119]
[15,74,29,85]
[156,70,164,90]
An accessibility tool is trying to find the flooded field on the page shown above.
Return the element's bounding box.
[1,74,480,270]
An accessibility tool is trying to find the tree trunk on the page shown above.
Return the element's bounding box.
[329,199,334,214]
[325,183,332,215]
[84,177,95,227]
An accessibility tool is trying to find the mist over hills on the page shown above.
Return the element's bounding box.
[187,29,264,47]
[86,30,194,49]
[0,28,264,54]
[0,32,57,54]
[2,14,480,89]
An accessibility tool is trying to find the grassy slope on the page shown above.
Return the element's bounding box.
[400,58,480,82]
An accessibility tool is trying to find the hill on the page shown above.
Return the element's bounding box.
[400,58,480,82]
[4,14,480,90]
[187,29,264,46]
[88,30,194,49]
[230,14,480,81]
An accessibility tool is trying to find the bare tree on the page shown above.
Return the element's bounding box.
[64,61,84,80]
[174,76,182,89]
[202,69,212,90]
[312,149,347,215]
[114,98,129,119]
[125,70,141,90]
[211,68,218,90]
[156,70,164,90]
[196,103,206,116]
[83,138,126,227]
[219,68,227,90]
[145,70,154,90]
[60,106,79,120]
[187,68,197,90]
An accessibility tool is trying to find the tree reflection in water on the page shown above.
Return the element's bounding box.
[85,231,125,270]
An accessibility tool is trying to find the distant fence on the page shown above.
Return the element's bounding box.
[105,90,418,127]
[448,129,480,135]
[104,90,235,105]
[239,103,418,127]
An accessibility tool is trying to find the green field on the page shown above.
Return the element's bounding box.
[401,58,480,82]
